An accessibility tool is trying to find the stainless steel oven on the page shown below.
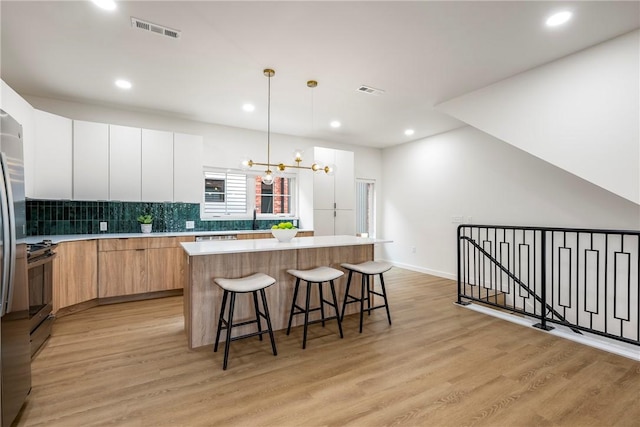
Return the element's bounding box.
[27,241,56,358]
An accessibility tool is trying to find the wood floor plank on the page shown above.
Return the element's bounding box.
[14,268,640,427]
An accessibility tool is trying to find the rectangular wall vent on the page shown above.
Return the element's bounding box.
[131,17,181,39]
[357,85,385,95]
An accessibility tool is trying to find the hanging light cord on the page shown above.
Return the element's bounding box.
[267,71,271,170]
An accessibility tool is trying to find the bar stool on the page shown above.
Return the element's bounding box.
[286,266,344,349]
[213,273,277,370]
[340,261,393,333]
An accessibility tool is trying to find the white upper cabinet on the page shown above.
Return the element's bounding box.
[173,132,203,203]
[73,120,109,200]
[33,109,72,199]
[333,149,355,211]
[312,147,355,236]
[313,147,336,210]
[141,129,173,202]
[109,124,141,201]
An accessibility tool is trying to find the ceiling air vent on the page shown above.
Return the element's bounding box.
[356,85,385,96]
[131,17,181,40]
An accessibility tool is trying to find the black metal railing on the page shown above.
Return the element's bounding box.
[457,225,639,346]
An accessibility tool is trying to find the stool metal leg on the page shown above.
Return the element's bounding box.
[319,282,326,327]
[359,274,366,333]
[302,281,312,349]
[380,273,392,325]
[214,290,229,352]
[366,274,372,316]
[222,292,236,370]
[341,270,353,320]
[287,278,301,335]
[260,288,278,356]
[329,280,344,338]
[252,291,263,341]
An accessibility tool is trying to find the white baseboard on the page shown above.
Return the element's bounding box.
[377,259,456,281]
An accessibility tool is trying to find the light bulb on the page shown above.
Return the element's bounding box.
[262,171,274,185]
[240,158,252,170]
[324,163,337,176]
[292,148,304,162]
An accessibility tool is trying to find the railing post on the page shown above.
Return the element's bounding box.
[534,230,554,331]
[456,225,470,306]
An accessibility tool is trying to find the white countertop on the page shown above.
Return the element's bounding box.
[21,229,312,245]
[181,235,392,256]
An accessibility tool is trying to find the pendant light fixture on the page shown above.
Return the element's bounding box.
[241,69,334,184]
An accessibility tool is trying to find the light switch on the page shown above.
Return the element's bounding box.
[100,222,108,231]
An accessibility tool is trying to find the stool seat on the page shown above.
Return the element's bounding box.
[214,273,276,293]
[287,266,344,283]
[341,261,392,275]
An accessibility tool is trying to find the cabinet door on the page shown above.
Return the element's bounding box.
[334,149,355,210]
[53,241,98,312]
[142,129,173,202]
[98,249,147,297]
[313,147,335,210]
[109,124,141,201]
[73,120,109,200]
[313,209,335,236]
[147,247,181,291]
[174,133,203,203]
[33,109,72,199]
[335,209,356,236]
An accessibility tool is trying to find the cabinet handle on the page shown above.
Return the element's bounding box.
[136,249,145,251]
[334,202,336,209]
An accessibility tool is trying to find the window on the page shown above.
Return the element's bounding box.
[356,179,375,237]
[203,171,247,216]
[201,169,296,219]
[255,176,293,215]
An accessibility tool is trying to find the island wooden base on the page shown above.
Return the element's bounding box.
[184,244,373,349]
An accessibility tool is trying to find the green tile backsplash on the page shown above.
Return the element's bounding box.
[26,200,295,236]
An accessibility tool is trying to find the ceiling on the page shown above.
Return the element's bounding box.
[1,1,638,149]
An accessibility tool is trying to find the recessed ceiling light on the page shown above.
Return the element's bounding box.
[115,79,132,89]
[91,0,117,11]
[546,11,572,27]
[330,120,341,128]
[404,129,415,136]
[242,103,255,112]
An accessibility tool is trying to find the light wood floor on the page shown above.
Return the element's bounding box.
[16,268,640,427]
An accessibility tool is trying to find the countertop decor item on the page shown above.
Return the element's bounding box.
[240,70,335,185]
[271,222,297,242]
[137,214,153,234]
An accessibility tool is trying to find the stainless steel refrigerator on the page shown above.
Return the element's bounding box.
[0,109,30,427]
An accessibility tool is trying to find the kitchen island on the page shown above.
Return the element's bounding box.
[181,235,391,349]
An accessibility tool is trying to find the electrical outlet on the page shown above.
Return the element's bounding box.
[100,222,108,231]
[451,216,464,224]
[186,221,195,229]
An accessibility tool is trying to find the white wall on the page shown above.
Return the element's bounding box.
[1,79,36,196]
[381,126,640,279]
[22,95,383,230]
[437,30,640,205]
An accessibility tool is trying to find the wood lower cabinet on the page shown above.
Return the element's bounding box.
[98,248,147,298]
[53,240,98,313]
[98,236,193,298]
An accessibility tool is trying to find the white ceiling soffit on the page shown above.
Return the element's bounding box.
[1,1,639,148]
